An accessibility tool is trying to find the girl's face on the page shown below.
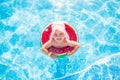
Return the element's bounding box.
[53,30,65,42]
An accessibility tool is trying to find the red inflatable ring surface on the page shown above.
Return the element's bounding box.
[41,23,78,54]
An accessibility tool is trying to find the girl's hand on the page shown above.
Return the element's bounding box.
[67,52,72,56]
[50,54,57,59]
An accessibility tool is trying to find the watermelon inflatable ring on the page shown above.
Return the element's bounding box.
[41,22,78,57]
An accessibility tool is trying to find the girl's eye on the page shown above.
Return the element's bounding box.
[60,33,63,35]
[54,34,57,36]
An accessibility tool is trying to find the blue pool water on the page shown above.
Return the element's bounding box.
[0,0,120,80]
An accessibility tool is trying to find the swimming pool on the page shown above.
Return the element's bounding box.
[0,0,120,80]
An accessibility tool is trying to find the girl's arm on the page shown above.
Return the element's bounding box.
[41,40,56,59]
[67,40,80,56]
[41,40,52,56]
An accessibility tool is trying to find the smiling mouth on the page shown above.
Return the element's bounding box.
[57,38,62,40]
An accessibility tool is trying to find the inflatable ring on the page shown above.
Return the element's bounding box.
[41,23,78,55]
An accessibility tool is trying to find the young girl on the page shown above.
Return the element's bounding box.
[41,22,80,59]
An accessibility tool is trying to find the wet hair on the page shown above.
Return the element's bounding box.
[50,22,69,40]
